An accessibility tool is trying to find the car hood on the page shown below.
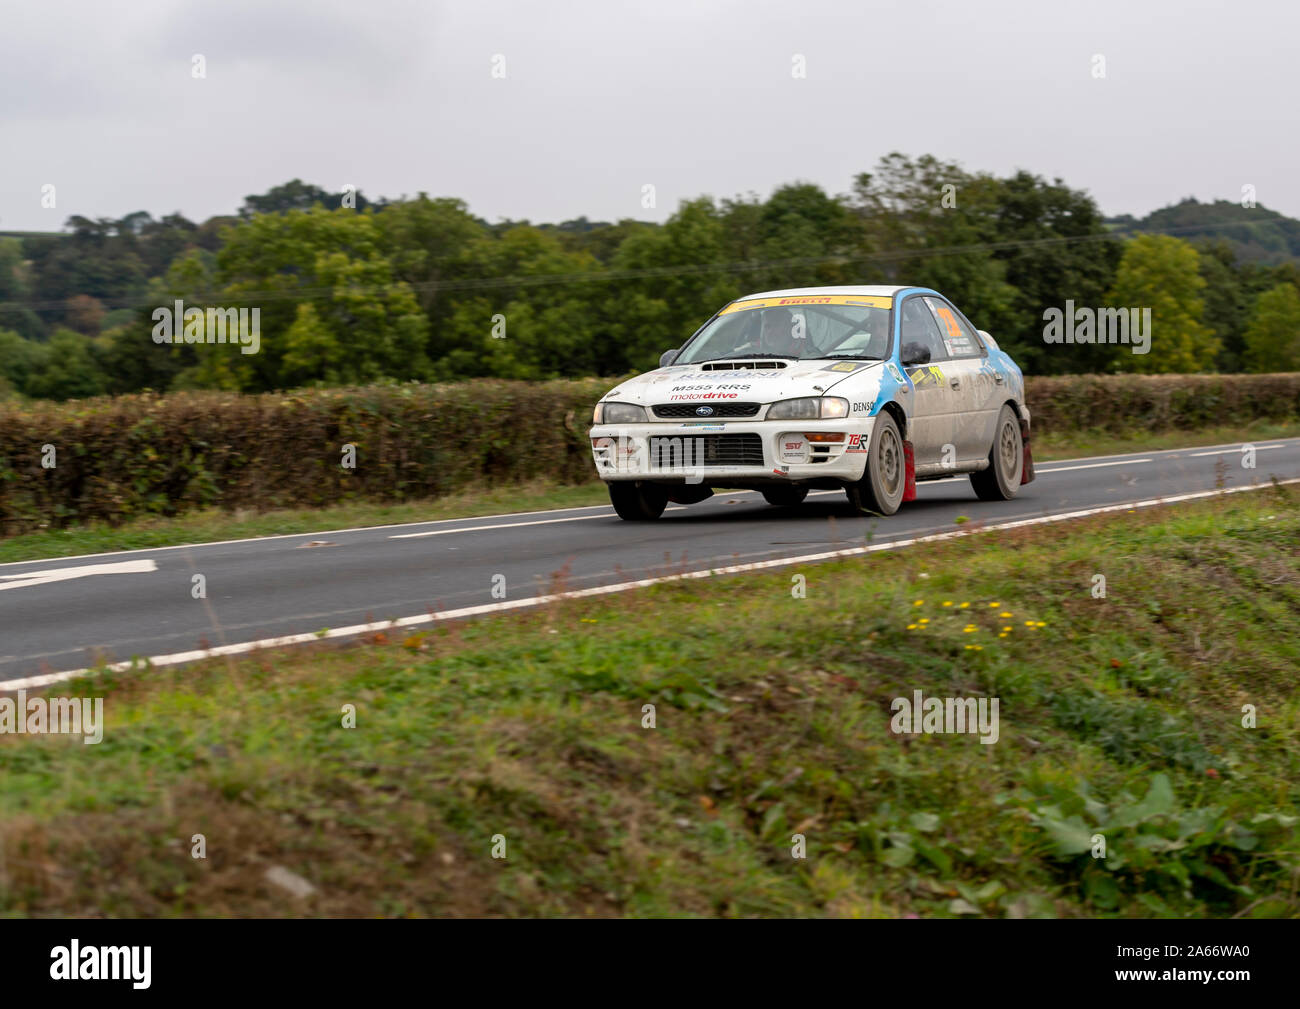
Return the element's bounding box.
[600,359,884,408]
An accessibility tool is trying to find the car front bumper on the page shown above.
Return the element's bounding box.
[589,417,875,484]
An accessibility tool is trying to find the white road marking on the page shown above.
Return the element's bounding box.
[389,505,687,538]
[1051,436,1300,463]
[1189,444,1283,457]
[1035,458,1153,474]
[390,513,610,538]
[0,559,157,592]
[10,477,1297,691]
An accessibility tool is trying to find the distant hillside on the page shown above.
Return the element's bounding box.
[1106,198,1300,264]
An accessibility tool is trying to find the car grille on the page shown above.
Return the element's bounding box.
[651,402,761,419]
[648,433,765,468]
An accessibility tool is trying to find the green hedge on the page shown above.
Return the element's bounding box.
[1025,373,1300,434]
[0,380,607,535]
[2,373,1297,534]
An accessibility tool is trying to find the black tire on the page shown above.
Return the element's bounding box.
[970,404,1023,501]
[845,413,905,516]
[762,485,809,507]
[608,481,669,521]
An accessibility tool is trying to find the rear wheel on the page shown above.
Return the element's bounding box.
[970,404,1023,501]
[608,481,669,521]
[762,485,808,507]
[845,413,905,516]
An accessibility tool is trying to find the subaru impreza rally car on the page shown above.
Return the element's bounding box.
[589,286,1034,521]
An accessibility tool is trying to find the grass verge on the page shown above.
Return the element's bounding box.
[0,420,1296,565]
[2,484,1297,917]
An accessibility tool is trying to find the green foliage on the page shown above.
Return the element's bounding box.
[0,327,108,401]
[1023,774,1297,911]
[0,380,606,533]
[1106,235,1219,373]
[1243,282,1300,372]
[8,171,1300,398]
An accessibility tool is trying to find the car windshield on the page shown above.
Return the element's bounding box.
[675,296,893,365]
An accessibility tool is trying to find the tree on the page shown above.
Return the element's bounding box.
[1106,235,1218,373]
[1242,283,1300,372]
[21,329,108,401]
[850,156,1020,353]
[0,237,26,301]
[432,224,603,379]
[65,294,106,335]
[0,329,45,393]
[210,208,429,389]
[240,179,370,218]
[982,170,1122,374]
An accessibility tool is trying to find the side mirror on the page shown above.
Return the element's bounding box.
[659,349,679,368]
[900,342,930,367]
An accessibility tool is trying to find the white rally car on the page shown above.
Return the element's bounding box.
[590,286,1034,520]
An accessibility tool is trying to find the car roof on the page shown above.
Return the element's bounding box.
[735,285,912,300]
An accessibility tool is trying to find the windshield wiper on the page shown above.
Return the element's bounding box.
[821,353,882,360]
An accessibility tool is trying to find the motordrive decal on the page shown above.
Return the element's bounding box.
[719,295,893,314]
[667,391,741,400]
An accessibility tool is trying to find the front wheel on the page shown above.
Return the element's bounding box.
[844,413,905,516]
[762,486,808,507]
[970,404,1023,501]
[608,481,669,521]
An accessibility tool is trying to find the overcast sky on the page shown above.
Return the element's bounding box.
[3,0,1296,232]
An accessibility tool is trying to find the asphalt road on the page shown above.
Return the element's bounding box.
[3,437,1299,685]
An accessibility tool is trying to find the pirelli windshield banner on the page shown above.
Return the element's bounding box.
[719,294,894,314]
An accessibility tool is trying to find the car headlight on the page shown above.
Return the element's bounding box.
[594,401,647,424]
[767,396,849,420]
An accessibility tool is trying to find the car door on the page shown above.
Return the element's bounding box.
[897,295,955,469]
[924,297,999,464]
